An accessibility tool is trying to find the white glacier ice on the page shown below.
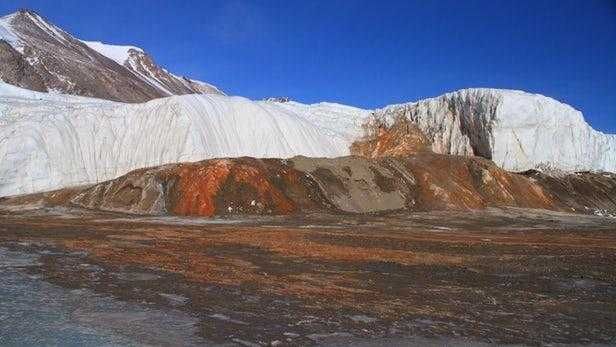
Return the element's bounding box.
[0,82,370,196]
[375,88,616,173]
[0,84,614,197]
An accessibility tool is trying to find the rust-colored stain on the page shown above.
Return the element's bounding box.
[53,219,616,312]
[231,164,295,214]
[171,159,232,216]
[350,119,430,158]
[403,153,557,211]
[168,159,295,216]
[6,153,615,218]
[59,225,464,303]
[3,209,616,342]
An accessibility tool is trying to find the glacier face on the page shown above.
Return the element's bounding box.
[0,83,370,196]
[1,83,614,197]
[375,89,616,173]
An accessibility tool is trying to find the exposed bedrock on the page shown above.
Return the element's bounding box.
[5,153,615,217]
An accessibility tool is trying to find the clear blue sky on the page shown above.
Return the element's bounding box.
[1,0,615,133]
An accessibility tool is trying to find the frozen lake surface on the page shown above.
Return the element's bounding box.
[0,247,206,346]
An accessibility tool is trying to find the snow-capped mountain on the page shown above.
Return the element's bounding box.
[81,40,224,96]
[369,89,616,172]
[0,9,222,102]
[0,82,369,196]
[0,9,614,197]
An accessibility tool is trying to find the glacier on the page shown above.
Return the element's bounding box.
[375,88,616,173]
[0,83,614,197]
[0,83,369,196]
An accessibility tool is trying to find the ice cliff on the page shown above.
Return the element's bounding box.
[374,88,616,172]
[0,83,614,197]
[0,83,369,196]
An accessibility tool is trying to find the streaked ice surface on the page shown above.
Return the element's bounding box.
[0,82,369,197]
[0,247,206,346]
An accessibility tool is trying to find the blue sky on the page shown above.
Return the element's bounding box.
[1,0,615,133]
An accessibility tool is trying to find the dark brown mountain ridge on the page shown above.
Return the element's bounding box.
[0,9,222,102]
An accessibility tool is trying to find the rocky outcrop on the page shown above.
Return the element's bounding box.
[0,9,222,102]
[95,44,225,96]
[0,40,47,92]
[264,97,291,103]
[69,158,309,215]
[371,89,616,172]
[522,170,616,217]
[5,153,615,218]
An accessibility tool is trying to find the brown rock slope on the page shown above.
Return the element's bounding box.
[522,170,616,216]
[4,153,615,217]
[0,10,161,102]
[0,9,222,102]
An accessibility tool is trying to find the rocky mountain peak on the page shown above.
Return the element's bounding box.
[15,8,39,15]
[0,8,223,101]
[264,97,291,103]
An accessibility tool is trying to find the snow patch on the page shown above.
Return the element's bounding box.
[0,13,22,51]
[81,40,144,65]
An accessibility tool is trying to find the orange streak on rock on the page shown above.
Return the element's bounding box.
[168,159,296,216]
[350,119,430,158]
[233,164,296,214]
[172,160,232,216]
